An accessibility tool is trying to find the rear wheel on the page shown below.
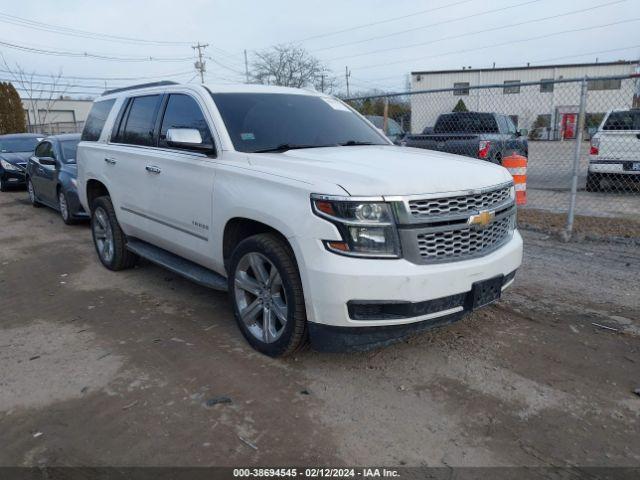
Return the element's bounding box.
[27,178,41,207]
[229,233,307,357]
[586,172,602,192]
[91,196,137,271]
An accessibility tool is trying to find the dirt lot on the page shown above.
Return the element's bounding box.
[1,190,639,467]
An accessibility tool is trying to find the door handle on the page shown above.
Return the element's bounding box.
[145,165,161,174]
[104,158,116,165]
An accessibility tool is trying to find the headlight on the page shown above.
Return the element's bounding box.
[0,159,18,171]
[311,194,401,258]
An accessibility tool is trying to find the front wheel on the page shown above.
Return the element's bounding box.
[228,233,307,357]
[91,196,138,271]
[58,189,75,225]
[27,178,41,207]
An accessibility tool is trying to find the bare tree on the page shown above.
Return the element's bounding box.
[1,55,69,130]
[251,45,336,91]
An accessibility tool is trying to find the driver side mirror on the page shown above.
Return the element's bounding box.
[166,128,215,155]
[39,156,56,166]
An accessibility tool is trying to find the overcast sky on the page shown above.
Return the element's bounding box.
[0,0,638,97]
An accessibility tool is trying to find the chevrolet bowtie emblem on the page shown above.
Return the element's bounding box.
[468,210,495,229]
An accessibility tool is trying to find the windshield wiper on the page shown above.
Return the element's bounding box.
[252,143,331,153]
[338,140,378,146]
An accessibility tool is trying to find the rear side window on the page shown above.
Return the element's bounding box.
[81,99,116,141]
[117,95,162,146]
[159,94,213,148]
[603,111,640,131]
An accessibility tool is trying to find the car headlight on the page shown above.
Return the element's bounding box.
[311,194,401,258]
[0,159,19,171]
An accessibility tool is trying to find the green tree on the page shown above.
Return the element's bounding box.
[452,99,468,112]
[0,82,26,134]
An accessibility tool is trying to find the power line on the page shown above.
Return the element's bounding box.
[311,0,542,54]
[325,0,626,62]
[0,38,193,62]
[351,18,640,72]
[0,67,194,82]
[363,44,640,84]
[292,0,474,43]
[0,10,191,46]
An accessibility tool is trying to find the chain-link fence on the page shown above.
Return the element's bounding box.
[26,121,84,135]
[346,74,640,242]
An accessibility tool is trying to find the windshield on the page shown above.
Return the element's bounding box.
[0,137,41,153]
[60,140,80,163]
[210,93,388,153]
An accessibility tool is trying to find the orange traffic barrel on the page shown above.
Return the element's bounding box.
[503,153,527,206]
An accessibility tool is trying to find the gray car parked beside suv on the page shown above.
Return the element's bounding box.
[403,112,528,165]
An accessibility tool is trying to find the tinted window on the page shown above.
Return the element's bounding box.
[60,140,80,163]
[434,113,498,133]
[210,93,386,153]
[120,95,161,146]
[0,137,41,153]
[159,94,212,148]
[603,111,640,130]
[81,99,115,141]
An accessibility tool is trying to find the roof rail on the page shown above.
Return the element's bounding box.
[102,80,179,96]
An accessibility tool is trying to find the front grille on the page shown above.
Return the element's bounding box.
[415,214,513,262]
[408,184,511,218]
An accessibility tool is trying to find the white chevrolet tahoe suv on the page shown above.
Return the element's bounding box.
[77,81,523,357]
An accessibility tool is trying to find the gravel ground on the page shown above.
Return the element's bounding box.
[0,190,639,467]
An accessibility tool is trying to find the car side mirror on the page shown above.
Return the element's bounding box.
[166,128,215,155]
[39,156,56,166]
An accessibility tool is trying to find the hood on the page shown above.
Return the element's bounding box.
[0,152,31,166]
[246,145,512,196]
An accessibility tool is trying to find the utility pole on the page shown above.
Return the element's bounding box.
[320,74,325,93]
[192,42,209,84]
[244,49,250,83]
[345,66,351,97]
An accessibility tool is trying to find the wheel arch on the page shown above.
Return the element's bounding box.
[86,179,110,213]
[222,217,297,273]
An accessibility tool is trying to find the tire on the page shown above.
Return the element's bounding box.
[58,188,75,225]
[90,196,138,271]
[586,172,602,192]
[228,233,307,357]
[27,178,41,207]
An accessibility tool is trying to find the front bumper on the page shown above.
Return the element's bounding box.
[298,229,523,331]
[309,271,516,352]
[0,170,26,186]
[65,187,89,218]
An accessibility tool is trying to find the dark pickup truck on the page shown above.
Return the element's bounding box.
[403,112,528,164]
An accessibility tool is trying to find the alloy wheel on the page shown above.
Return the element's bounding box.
[233,252,288,343]
[28,180,36,203]
[93,206,115,264]
[59,191,69,221]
